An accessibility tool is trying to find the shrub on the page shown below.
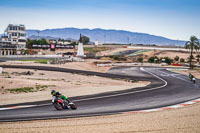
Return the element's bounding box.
[137,57,143,63]
[148,56,159,63]
[180,58,185,63]
[113,56,120,60]
[164,57,173,65]
[110,55,127,61]
[8,87,34,93]
[174,56,179,62]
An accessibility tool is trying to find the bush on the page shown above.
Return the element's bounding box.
[148,56,159,63]
[24,49,30,55]
[8,87,34,93]
[180,58,185,63]
[164,57,173,65]
[148,57,154,63]
[174,56,179,62]
[137,57,143,63]
[113,56,120,60]
[110,55,127,61]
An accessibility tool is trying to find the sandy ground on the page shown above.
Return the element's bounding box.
[96,47,194,63]
[0,68,149,105]
[0,102,200,133]
[156,51,196,60]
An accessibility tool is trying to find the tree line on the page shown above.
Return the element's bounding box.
[26,36,90,49]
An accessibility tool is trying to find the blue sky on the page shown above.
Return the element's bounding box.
[0,0,199,40]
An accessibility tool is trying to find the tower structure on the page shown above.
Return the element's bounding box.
[77,34,85,57]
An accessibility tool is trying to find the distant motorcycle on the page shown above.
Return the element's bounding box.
[189,73,196,84]
[192,77,196,84]
[52,96,77,110]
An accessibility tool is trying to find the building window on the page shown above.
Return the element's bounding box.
[20,33,25,37]
[11,33,17,36]
[18,39,26,42]
[20,27,25,31]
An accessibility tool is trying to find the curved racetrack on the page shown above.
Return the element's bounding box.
[0,65,200,122]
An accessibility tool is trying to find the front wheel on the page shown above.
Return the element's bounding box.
[70,103,77,110]
[53,102,64,110]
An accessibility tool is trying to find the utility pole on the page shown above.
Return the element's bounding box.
[104,35,106,44]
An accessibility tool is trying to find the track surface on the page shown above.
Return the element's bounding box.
[0,65,200,122]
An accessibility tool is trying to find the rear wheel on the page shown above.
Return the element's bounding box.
[53,102,64,110]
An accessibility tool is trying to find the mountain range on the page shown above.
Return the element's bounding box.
[3,28,187,46]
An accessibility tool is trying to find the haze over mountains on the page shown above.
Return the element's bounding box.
[26,28,185,46]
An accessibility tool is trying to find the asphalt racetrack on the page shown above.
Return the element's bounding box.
[0,65,200,122]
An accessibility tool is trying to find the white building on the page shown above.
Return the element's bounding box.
[5,24,26,49]
[94,40,102,46]
[0,24,26,55]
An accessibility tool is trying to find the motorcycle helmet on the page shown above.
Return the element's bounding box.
[51,90,56,96]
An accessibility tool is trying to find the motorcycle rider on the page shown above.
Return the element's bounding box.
[51,90,72,107]
[189,73,196,84]
[189,73,194,81]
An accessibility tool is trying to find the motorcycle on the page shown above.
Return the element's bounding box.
[189,74,196,84]
[192,77,196,84]
[52,96,77,110]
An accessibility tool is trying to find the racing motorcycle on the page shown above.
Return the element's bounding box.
[52,96,77,110]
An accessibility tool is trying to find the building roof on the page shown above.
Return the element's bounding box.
[8,24,25,27]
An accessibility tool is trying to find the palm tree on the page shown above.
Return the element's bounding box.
[185,36,200,68]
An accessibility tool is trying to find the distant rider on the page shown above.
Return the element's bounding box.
[189,73,196,84]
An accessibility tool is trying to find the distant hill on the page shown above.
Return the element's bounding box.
[26,28,186,46]
[28,35,60,40]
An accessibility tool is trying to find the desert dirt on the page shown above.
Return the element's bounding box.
[155,50,197,61]
[96,47,195,63]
